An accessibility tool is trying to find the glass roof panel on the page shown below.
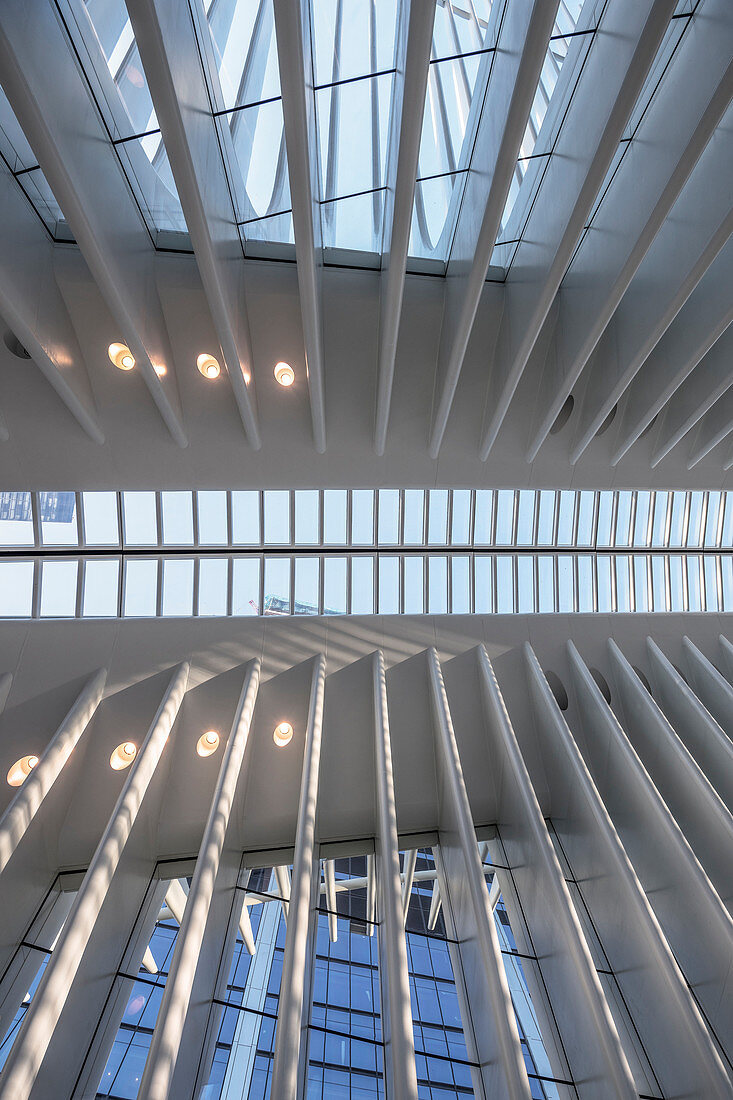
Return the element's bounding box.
[311,0,400,86]
[205,0,281,110]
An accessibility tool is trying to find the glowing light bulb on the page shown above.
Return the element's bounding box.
[197,353,220,380]
[108,343,135,371]
[7,754,39,786]
[197,730,220,757]
[110,741,137,770]
[273,721,293,747]
[274,362,294,387]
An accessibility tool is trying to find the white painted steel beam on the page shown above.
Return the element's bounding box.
[477,645,637,1095]
[372,650,419,1100]
[0,662,189,1100]
[608,640,733,907]
[427,0,558,458]
[568,642,733,1060]
[479,0,676,460]
[374,0,435,455]
[0,1,187,447]
[401,847,417,925]
[612,234,733,463]
[647,637,733,812]
[273,0,326,453]
[523,644,732,1097]
[126,0,261,450]
[681,635,733,735]
[532,12,733,460]
[567,120,733,463]
[651,317,733,466]
[323,858,338,942]
[427,647,532,1100]
[138,659,260,1100]
[270,654,326,1099]
[0,165,103,444]
[688,384,733,467]
[0,668,106,875]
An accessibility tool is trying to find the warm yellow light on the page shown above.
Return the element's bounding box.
[274,361,294,387]
[7,754,39,787]
[153,363,167,378]
[273,721,293,748]
[110,741,137,770]
[197,730,220,758]
[108,342,135,371]
[197,353,221,380]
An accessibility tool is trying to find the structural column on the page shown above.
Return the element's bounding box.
[372,650,419,1100]
[0,667,106,873]
[138,659,261,1099]
[0,662,189,1100]
[427,647,532,1100]
[270,654,326,1098]
[523,644,731,1098]
[476,645,637,1097]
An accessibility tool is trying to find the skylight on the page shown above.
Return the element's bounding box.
[0,489,730,620]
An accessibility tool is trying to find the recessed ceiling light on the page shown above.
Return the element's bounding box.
[274,362,294,387]
[108,342,135,371]
[110,741,137,770]
[197,730,220,757]
[197,353,221,380]
[273,721,293,747]
[7,754,39,787]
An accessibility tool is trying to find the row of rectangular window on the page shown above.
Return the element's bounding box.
[1,488,730,550]
[1,552,731,619]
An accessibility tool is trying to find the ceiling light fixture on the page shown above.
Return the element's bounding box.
[110,741,137,770]
[197,730,220,758]
[274,362,294,387]
[273,721,293,747]
[197,353,221,380]
[7,754,39,787]
[108,342,135,371]
[153,363,167,378]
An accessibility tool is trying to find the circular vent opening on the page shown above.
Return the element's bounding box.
[544,669,568,711]
[550,395,574,435]
[4,331,31,359]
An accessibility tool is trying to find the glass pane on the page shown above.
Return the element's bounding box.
[378,556,400,614]
[198,558,228,617]
[0,492,34,545]
[123,492,157,545]
[40,560,77,617]
[557,555,574,612]
[264,558,291,614]
[323,490,347,545]
[633,557,650,613]
[404,557,424,613]
[633,491,651,546]
[39,492,77,545]
[82,492,119,545]
[351,491,374,545]
[474,555,493,613]
[295,491,320,544]
[232,491,260,544]
[474,491,493,544]
[232,558,260,616]
[596,492,614,546]
[161,559,194,616]
[450,489,471,545]
[196,491,228,545]
[323,557,347,614]
[294,557,320,614]
[0,563,33,616]
[161,491,193,545]
[538,555,555,613]
[351,557,374,614]
[123,559,158,617]
[686,492,705,548]
[517,556,534,613]
[537,491,555,545]
[597,556,612,612]
[83,559,120,617]
[557,491,575,544]
[377,490,399,544]
[403,491,424,544]
[264,491,290,544]
[516,490,535,544]
[451,556,471,614]
[576,491,595,546]
[496,556,514,613]
[427,557,447,614]
[577,556,594,612]
[495,491,514,544]
[427,490,448,545]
